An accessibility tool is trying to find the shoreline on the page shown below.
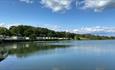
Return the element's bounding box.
[1,39,115,44]
[0,39,69,43]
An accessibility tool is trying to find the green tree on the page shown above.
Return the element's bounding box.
[0,27,10,36]
[29,34,36,40]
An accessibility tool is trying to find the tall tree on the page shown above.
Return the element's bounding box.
[0,27,10,36]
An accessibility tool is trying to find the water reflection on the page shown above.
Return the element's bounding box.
[1,40,115,70]
[0,42,70,58]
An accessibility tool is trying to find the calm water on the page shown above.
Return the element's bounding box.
[0,40,115,70]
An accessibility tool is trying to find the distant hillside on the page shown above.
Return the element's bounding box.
[0,25,115,40]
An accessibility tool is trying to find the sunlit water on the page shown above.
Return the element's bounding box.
[0,40,115,70]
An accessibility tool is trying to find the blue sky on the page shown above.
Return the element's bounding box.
[0,0,115,35]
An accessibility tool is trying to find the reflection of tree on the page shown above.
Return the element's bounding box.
[7,42,70,58]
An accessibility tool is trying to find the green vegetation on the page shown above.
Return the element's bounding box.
[0,25,76,39]
[74,34,115,40]
[0,27,11,36]
[0,25,115,40]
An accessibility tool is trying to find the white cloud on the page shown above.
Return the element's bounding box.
[40,0,115,12]
[78,0,115,12]
[19,0,34,4]
[40,0,73,12]
[37,24,63,31]
[0,22,5,27]
[18,0,115,12]
[0,22,63,31]
[72,26,115,34]
[0,22,22,29]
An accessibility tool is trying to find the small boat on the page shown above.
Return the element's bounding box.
[0,49,8,62]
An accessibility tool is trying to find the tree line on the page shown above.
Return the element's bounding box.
[0,25,115,40]
[0,25,76,39]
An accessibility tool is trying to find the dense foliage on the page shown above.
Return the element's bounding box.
[0,25,115,40]
[0,25,76,39]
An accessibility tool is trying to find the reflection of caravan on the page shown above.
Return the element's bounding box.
[0,35,4,40]
[0,49,8,62]
[5,36,24,40]
[4,36,30,40]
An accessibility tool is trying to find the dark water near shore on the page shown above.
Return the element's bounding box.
[0,40,115,70]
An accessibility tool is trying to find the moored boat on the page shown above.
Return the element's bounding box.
[0,49,8,62]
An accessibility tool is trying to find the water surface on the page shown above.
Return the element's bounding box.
[0,40,115,70]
